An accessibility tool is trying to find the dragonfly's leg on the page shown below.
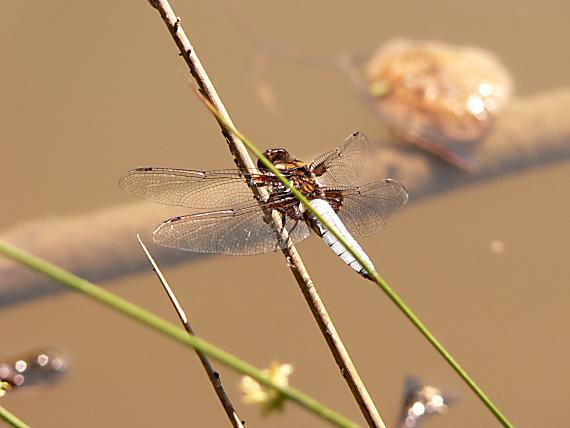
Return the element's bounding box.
[271,211,289,250]
[288,218,300,237]
[279,211,288,233]
[288,205,304,236]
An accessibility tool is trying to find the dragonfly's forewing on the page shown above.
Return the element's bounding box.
[153,198,310,255]
[310,131,369,187]
[325,179,408,237]
[119,167,264,209]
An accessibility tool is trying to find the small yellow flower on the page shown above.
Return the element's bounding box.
[0,381,11,397]
[240,362,293,414]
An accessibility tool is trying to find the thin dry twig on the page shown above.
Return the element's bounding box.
[137,235,245,428]
[142,1,386,426]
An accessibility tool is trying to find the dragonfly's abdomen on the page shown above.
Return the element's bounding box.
[307,199,375,278]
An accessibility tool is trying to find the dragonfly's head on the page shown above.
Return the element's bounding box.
[258,148,294,170]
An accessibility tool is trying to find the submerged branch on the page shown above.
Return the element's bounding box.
[1,88,569,308]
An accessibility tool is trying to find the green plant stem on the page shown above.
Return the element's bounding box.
[199,95,513,428]
[0,240,359,428]
[0,406,30,428]
[366,272,512,427]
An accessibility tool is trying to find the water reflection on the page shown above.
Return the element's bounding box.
[398,377,451,428]
[0,348,67,394]
[362,39,513,171]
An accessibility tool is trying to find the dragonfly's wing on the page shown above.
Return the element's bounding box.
[309,131,369,187]
[324,179,408,237]
[120,167,267,209]
[152,199,310,255]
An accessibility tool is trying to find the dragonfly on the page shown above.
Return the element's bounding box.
[120,132,408,278]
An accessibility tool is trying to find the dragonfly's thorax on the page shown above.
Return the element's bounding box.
[288,165,321,197]
[258,148,322,199]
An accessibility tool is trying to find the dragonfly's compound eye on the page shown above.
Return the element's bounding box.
[258,148,292,169]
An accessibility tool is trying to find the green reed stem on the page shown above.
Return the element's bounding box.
[366,271,512,427]
[0,240,359,428]
[200,96,514,428]
[0,406,31,428]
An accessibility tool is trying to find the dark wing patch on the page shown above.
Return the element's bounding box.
[310,131,369,187]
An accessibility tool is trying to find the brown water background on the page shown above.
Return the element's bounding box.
[1,1,569,427]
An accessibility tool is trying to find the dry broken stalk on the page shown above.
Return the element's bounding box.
[137,236,245,428]
[145,0,386,427]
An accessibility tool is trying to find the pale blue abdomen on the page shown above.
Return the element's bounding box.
[307,199,375,278]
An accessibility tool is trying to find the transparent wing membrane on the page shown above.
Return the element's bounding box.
[326,179,408,237]
[310,131,369,187]
[119,167,263,209]
[153,198,310,255]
